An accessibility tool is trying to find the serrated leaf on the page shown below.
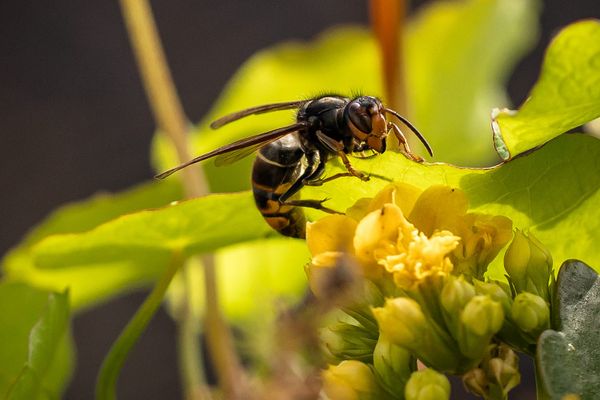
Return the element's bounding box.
[1,180,183,310]
[537,260,600,399]
[303,133,600,278]
[31,192,272,270]
[0,284,73,399]
[493,19,600,159]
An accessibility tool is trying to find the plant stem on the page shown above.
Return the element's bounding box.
[369,0,407,115]
[96,252,184,400]
[118,0,245,397]
[118,0,205,198]
[176,263,212,400]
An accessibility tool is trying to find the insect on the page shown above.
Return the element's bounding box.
[155,94,433,238]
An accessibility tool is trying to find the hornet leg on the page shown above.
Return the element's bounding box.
[389,122,423,162]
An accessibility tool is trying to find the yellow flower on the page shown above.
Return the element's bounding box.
[306,184,512,292]
[353,203,459,288]
[409,186,512,279]
[322,360,379,400]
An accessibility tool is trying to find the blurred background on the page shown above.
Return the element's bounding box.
[0,1,597,398]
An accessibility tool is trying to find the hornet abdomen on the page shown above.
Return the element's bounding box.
[251,134,307,238]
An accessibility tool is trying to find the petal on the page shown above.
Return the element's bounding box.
[409,185,469,235]
[368,182,422,217]
[306,214,357,256]
[354,204,406,263]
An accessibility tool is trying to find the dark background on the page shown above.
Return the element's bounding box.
[0,1,597,398]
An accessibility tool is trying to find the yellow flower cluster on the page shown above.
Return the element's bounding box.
[306,184,512,292]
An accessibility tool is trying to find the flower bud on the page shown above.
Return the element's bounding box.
[473,279,512,314]
[405,369,451,400]
[372,297,427,349]
[441,275,476,313]
[488,356,520,394]
[321,322,377,363]
[373,335,414,395]
[458,296,504,359]
[462,368,488,397]
[511,292,550,335]
[441,275,476,337]
[373,297,462,372]
[465,344,520,399]
[504,230,553,299]
[461,296,504,337]
[322,360,379,400]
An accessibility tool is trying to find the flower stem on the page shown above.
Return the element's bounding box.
[96,252,184,400]
[117,0,245,397]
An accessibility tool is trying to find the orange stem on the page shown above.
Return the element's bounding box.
[369,0,407,115]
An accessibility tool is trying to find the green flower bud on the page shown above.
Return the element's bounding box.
[511,292,550,335]
[473,279,512,314]
[405,369,451,400]
[373,335,414,395]
[461,296,504,337]
[441,275,476,314]
[504,230,553,299]
[459,296,504,359]
[322,360,379,400]
[321,321,377,363]
[441,275,476,338]
[373,297,463,372]
[372,297,427,348]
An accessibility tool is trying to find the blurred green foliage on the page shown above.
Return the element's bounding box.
[0,285,72,399]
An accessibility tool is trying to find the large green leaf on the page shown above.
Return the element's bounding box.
[31,192,272,269]
[0,284,73,399]
[29,191,309,321]
[303,133,600,278]
[2,179,183,310]
[406,0,539,165]
[493,19,600,160]
[537,260,600,399]
[152,0,538,188]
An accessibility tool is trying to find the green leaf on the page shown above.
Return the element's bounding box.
[31,192,272,270]
[303,133,600,278]
[406,0,539,165]
[152,0,539,185]
[14,179,182,248]
[30,191,309,322]
[2,179,183,310]
[537,260,600,399]
[493,19,600,160]
[0,284,73,399]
